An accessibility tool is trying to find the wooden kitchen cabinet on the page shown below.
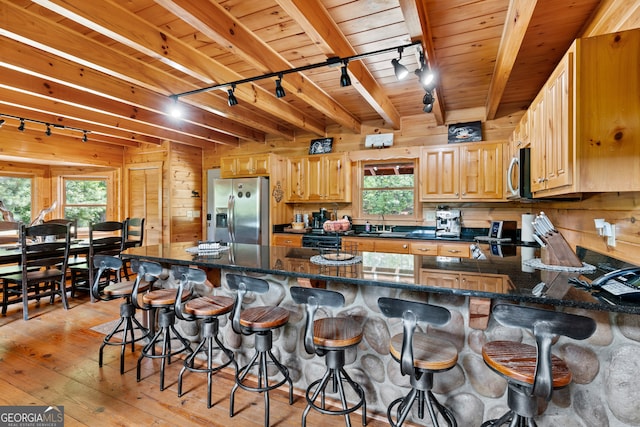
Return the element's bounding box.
[221,154,270,178]
[286,153,351,202]
[420,269,507,292]
[341,237,408,253]
[420,269,460,288]
[420,142,504,201]
[529,29,640,197]
[272,233,303,247]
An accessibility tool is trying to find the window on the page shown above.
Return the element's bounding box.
[63,178,108,228]
[361,161,416,219]
[0,175,32,222]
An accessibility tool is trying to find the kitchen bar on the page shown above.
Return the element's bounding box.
[121,242,640,425]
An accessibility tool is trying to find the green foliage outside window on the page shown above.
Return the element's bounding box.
[0,176,32,222]
[362,162,414,216]
[64,179,107,227]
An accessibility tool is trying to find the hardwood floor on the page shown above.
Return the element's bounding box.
[0,295,396,426]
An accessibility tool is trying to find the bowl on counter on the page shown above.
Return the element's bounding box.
[291,222,305,230]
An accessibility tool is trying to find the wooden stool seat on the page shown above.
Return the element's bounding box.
[184,295,234,317]
[390,332,458,372]
[313,317,363,348]
[142,288,191,306]
[482,341,571,388]
[240,305,289,330]
[103,280,148,297]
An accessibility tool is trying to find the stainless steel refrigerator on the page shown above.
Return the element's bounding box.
[212,177,269,244]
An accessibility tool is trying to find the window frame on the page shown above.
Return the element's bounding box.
[354,158,421,223]
[0,172,34,223]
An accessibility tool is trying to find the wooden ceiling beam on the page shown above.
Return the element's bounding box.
[0,38,263,143]
[402,0,444,125]
[0,86,217,148]
[31,0,326,137]
[485,0,538,120]
[275,0,402,129]
[0,1,294,141]
[0,105,154,147]
[0,68,239,147]
[157,0,362,134]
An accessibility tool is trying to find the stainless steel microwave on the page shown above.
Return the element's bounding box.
[506,147,532,200]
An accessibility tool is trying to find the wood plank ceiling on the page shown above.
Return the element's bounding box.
[0,0,614,149]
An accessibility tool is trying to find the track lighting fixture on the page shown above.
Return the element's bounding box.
[168,95,182,118]
[391,47,409,80]
[423,90,434,113]
[170,41,422,100]
[275,74,286,98]
[0,113,90,141]
[227,84,238,106]
[340,60,352,87]
[167,40,436,113]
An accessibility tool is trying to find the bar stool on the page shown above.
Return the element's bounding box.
[226,273,293,427]
[172,265,237,408]
[378,297,458,427]
[91,255,150,374]
[132,261,193,391]
[290,286,366,427]
[481,304,596,426]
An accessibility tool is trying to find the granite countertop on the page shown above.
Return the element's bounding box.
[122,242,640,314]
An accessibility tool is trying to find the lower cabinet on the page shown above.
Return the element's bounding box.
[411,241,471,258]
[344,237,471,258]
[420,269,507,292]
[342,237,408,253]
[272,234,302,248]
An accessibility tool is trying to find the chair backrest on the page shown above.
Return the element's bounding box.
[172,265,207,320]
[378,297,452,376]
[91,254,123,301]
[290,286,345,354]
[44,218,78,239]
[490,303,596,400]
[89,221,125,257]
[226,273,270,334]
[130,260,164,310]
[20,222,71,281]
[0,221,21,245]
[124,217,145,247]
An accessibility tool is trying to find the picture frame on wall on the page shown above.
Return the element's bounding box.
[308,137,333,154]
[448,121,482,143]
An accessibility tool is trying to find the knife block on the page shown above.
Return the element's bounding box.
[540,232,583,268]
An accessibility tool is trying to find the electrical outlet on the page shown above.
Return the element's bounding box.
[194,210,201,218]
[426,211,436,221]
[608,224,616,246]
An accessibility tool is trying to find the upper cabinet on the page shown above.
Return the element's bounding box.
[529,29,640,197]
[220,154,270,178]
[421,142,504,201]
[286,153,351,203]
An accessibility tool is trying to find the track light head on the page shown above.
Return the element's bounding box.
[275,75,286,98]
[45,123,51,136]
[169,95,182,118]
[392,58,409,80]
[18,118,25,131]
[422,90,434,113]
[82,131,88,142]
[227,84,238,106]
[340,61,351,87]
[0,119,5,128]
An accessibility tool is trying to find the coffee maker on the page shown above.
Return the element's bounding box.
[435,208,462,238]
[311,208,329,231]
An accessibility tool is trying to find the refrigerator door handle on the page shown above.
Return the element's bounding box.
[227,194,235,241]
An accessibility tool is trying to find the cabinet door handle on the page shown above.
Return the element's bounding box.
[403,244,408,249]
[447,249,461,253]
[417,248,433,252]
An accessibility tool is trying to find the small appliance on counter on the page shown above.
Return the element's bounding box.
[475,220,517,243]
[435,208,461,238]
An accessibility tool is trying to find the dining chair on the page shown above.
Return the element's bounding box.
[122,217,145,279]
[1,222,71,320]
[0,221,23,306]
[70,220,125,302]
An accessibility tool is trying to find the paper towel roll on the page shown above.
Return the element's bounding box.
[521,246,536,272]
[521,214,535,243]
